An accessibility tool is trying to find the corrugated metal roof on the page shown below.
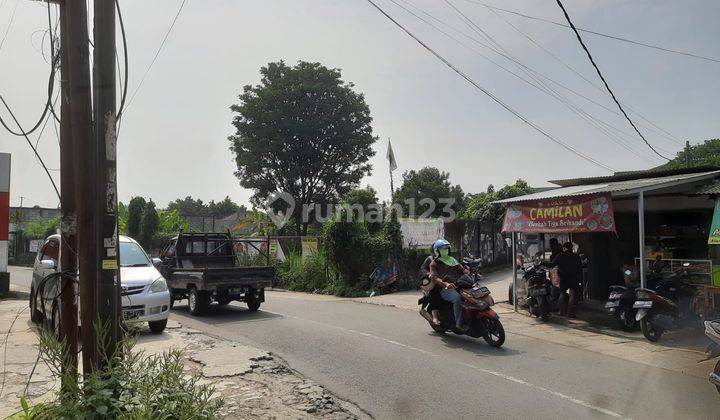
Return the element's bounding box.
[548,166,720,187]
[694,182,720,195]
[494,170,720,204]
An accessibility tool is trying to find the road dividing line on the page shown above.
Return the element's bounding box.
[264,309,630,419]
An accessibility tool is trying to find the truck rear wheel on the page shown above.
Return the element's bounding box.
[247,297,261,312]
[188,288,210,315]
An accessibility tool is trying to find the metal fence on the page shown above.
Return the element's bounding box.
[444,220,511,268]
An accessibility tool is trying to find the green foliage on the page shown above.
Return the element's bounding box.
[24,216,59,240]
[207,196,241,218]
[393,167,466,218]
[460,180,534,224]
[157,209,189,233]
[382,207,403,256]
[342,186,381,234]
[322,208,369,286]
[14,326,222,419]
[126,197,146,240]
[166,196,206,217]
[167,196,243,218]
[659,138,720,170]
[229,60,378,234]
[276,251,331,292]
[118,202,128,235]
[139,201,159,249]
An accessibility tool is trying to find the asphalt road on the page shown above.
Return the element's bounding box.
[9,266,720,419]
[170,292,720,420]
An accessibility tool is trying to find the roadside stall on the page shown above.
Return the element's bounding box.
[495,167,720,320]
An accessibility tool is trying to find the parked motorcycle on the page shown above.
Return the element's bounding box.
[419,281,505,347]
[605,269,638,331]
[523,262,552,320]
[633,272,696,342]
[704,320,720,394]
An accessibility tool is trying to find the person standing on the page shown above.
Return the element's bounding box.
[549,242,583,317]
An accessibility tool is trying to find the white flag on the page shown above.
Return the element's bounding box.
[386,140,397,172]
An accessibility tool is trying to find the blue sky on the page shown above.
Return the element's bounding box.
[1,0,719,209]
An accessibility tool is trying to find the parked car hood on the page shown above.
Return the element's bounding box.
[120,265,163,286]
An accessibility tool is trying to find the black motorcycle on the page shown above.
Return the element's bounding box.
[633,271,697,342]
[605,268,638,331]
[461,255,484,282]
[523,262,552,320]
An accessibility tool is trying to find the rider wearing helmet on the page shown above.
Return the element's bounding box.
[429,239,469,331]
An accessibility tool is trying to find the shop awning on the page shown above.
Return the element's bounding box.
[494,170,720,205]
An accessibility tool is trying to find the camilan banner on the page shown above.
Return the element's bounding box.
[501,193,616,233]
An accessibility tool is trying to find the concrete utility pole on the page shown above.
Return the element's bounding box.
[93,0,121,360]
[685,141,692,168]
[58,1,78,376]
[64,0,97,374]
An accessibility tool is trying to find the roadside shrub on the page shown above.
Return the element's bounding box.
[276,250,332,292]
[322,209,369,286]
[13,325,223,419]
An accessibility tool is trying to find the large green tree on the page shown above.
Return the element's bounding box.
[393,167,466,218]
[229,61,377,234]
[207,196,241,218]
[126,196,146,240]
[660,138,720,170]
[140,200,160,249]
[166,196,207,217]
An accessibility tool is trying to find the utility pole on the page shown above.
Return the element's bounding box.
[58,0,78,378]
[64,0,97,374]
[93,0,121,360]
[685,141,692,168]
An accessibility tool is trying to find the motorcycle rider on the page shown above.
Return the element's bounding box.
[429,239,470,332]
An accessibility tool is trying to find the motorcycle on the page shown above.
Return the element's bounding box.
[633,272,696,342]
[523,261,552,320]
[605,269,638,331]
[461,255,484,282]
[704,320,720,394]
[419,280,505,347]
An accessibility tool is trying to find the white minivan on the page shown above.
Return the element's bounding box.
[31,234,171,333]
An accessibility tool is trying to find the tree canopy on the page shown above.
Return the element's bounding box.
[126,196,147,240]
[229,60,377,233]
[166,195,244,218]
[659,138,720,170]
[460,179,534,224]
[393,167,465,218]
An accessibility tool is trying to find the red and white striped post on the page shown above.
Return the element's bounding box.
[0,153,10,295]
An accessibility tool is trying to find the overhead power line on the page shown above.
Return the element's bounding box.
[124,0,186,111]
[554,0,671,162]
[466,1,720,64]
[365,0,615,172]
[0,94,60,200]
[0,0,19,53]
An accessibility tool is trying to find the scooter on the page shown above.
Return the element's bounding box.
[605,269,638,331]
[419,280,505,347]
[523,261,552,320]
[704,320,720,394]
[633,272,696,342]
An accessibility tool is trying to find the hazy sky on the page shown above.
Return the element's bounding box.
[1,0,719,209]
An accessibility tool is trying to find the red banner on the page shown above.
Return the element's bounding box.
[501,193,615,233]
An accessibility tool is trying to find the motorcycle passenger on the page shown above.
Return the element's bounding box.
[547,242,583,318]
[420,253,443,326]
[429,239,470,332]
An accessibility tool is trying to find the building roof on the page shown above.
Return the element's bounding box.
[694,182,720,195]
[548,166,720,187]
[494,170,720,204]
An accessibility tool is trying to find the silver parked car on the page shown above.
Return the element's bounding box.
[31,234,171,333]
